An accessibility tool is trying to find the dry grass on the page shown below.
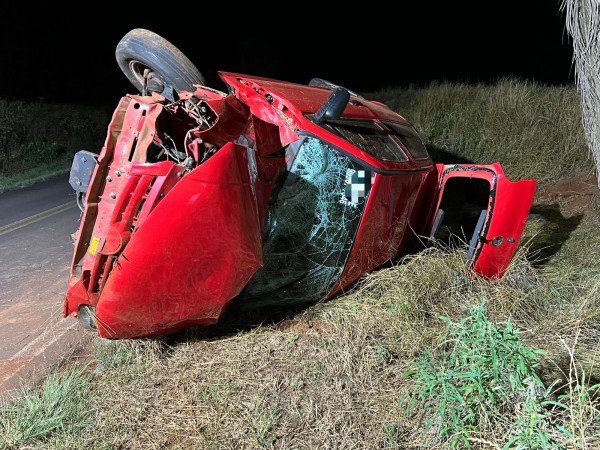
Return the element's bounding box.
[28,238,599,449]
[368,78,595,184]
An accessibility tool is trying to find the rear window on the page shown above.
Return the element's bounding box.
[382,121,430,160]
[320,119,409,162]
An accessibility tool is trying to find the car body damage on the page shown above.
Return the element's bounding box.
[64,29,537,339]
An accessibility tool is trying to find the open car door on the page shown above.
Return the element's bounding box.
[429,163,536,278]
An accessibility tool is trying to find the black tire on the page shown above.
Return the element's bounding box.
[115,28,207,102]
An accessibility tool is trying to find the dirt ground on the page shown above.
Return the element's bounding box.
[535,172,598,215]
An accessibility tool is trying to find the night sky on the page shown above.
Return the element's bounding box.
[0,2,575,107]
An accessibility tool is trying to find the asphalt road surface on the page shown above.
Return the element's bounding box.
[0,175,93,395]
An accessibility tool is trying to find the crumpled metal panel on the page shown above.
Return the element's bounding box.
[96,142,264,338]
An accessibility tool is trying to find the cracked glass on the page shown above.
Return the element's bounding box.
[238,136,371,308]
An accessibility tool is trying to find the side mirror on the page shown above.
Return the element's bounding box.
[312,88,351,124]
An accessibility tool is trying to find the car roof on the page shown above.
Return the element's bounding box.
[218,71,407,122]
[218,71,433,172]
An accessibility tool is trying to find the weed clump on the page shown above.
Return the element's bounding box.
[0,365,93,450]
[404,299,560,449]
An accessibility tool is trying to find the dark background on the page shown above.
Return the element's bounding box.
[0,2,575,107]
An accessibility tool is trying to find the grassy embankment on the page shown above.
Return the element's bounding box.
[1,78,599,449]
[0,99,110,193]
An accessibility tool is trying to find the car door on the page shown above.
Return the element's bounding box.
[429,162,537,278]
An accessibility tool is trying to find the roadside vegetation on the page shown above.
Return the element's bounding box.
[1,78,599,449]
[0,99,110,193]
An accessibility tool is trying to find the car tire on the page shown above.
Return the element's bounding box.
[115,28,207,102]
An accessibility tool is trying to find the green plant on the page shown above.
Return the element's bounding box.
[382,422,399,449]
[94,339,144,371]
[0,365,93,449]
[404,299,559,449]
[376,338,393,364]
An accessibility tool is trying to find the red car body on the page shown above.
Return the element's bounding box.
[64,43,535,339]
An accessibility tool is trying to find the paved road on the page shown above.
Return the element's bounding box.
[0,175,93,395]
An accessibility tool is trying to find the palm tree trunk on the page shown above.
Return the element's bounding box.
[561,0,600,188]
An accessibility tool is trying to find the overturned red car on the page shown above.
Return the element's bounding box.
[64,29,536,339]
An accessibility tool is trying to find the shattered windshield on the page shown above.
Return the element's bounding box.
[238,136,372,307]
